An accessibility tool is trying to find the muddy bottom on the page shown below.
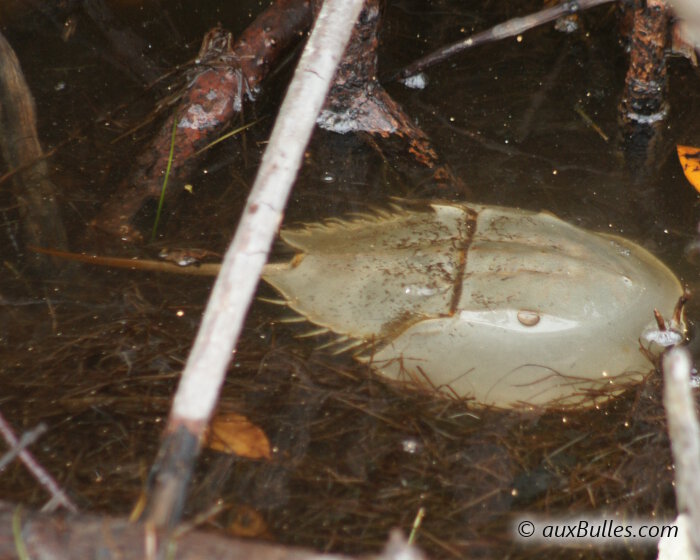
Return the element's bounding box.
[1,1,699,559]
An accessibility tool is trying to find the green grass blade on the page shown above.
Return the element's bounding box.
[150,114,179,242]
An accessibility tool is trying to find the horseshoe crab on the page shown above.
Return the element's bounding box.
[262,202,684,409]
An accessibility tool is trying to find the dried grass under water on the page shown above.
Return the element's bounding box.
[190,344,678,560]
[0,271,683,560]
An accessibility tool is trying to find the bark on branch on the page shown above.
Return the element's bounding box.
[0,501,425,560]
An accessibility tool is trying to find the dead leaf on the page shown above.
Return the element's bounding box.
[205,412,271,460]
[677,145,700,193]
[227,504,271,539]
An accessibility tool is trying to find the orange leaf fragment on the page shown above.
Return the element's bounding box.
[677,145,700,193]
[205,412,271,460]
[227,504,271,539]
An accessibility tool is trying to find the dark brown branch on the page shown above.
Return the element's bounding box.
[618,0,670,175]
[93,0,313,241]
[318,0,465,194]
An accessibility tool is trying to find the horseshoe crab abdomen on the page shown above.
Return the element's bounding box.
[266,203,472,339]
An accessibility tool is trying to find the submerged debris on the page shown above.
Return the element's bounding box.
[0,260,684,559]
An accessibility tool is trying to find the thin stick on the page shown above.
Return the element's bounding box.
[396,0,615,80]
[0,411,77,513]
[145,0,365,530]
[27,244,290,277]
[172,0,363,422]
[0,423,47,470]
[661,347,700,557]
[27,245,222,276]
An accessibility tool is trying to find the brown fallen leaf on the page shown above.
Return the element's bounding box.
[227,504,272,539]
[205,412,271,460]
[677,145,700,193]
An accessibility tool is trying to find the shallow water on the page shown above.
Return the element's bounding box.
[0,1,699,558]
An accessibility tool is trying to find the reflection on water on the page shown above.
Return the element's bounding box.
[0,0,699,558]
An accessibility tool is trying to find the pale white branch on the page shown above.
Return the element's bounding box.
[170,0,365,424]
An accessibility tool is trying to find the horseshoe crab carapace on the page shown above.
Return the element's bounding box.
[262,202,684,409]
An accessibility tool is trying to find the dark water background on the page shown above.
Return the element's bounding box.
[1,1,699,558]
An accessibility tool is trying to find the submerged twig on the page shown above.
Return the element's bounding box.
[0,411,76,513]
[0,501,426,560]
[574,104,610,142]
[396,0,615,80]
[94,0,314,240]
[28,245,222,276]
[0,30,67,254]
[144,0,365,533]
[0,423,47,470]
[618,0,670,175]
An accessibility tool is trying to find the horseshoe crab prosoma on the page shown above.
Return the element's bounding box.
[263,202,684,409]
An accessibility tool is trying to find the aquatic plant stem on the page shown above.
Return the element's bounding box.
[12,506,29,560]
[150,114,178,242]
[145,0,365,531]
[193,118,262,156]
